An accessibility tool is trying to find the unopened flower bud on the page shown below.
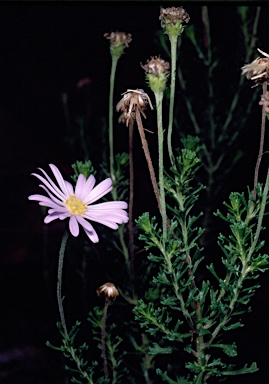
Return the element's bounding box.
[159,6,190,37]
[141,56,170,93]
[104,31,132,57]
[96,282,119,299]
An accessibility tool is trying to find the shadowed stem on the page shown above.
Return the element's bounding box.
[128,118,135,278]
[154,90,167,240]
[135,108,162,214]
[57,230,69,338]
[167,34,178,166]
[109,55,120,183]
[253,81,268,198]
[101,297,110,379]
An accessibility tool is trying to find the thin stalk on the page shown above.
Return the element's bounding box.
[108,55,133,283]
[154,91,167,240]
[202,6,216,150]
[135,108,162,214]
[128,118,135,278]
[56,231,94,384]
[109,55,120,183]
[101,297,110,379]
[57,231,69,338]
[253,81,267,198]
[167,34,178,165]
[248,159,269,259]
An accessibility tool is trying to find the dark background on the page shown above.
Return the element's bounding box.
[0,2,268,383]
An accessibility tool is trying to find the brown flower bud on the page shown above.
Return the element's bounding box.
[96,282,119,299]
[159,6,190,27]
[141,56,170,76]
[104,31,132,48]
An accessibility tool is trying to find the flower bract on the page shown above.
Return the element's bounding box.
[28,164,128,243]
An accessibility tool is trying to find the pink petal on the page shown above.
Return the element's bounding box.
[29,194,62,209]
[84,178,113,204]
[88,201,128,210]
[65,180,74,195]
[79,175,96,200]
[49,164,71,197]
[83,227,99,243]
[44,214,62,223]
[75,174,86,198]
[58,212,70,220]
[32,172,66,201]
[39,185,65,206]
[83,214,119,229]
[76,215,95,233]
[69,216,79,237]
[48,207,70,215]
[85,210,128,224]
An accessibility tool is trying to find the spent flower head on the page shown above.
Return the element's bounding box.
[28,164,128,243]
[141,56,170,93]
[116,89,153,127]
[159,6,190,37]
[96,282,119,299]
[241,48,269,86]
[104,31,132,57]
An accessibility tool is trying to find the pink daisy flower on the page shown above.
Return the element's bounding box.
[28,164,128,243]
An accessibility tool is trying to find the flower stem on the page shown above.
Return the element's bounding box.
[101,297,110,379]
[128,118,135,279]
[154,90,167,240]
[253,81,267,198]
[167,34,178,166]
[109,55,120,183]
[135,108,162,214]
[57,230,69,338]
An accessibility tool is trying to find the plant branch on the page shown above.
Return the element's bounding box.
[135,108,162,214]
[253,81,268,198]
[57,230,69,338]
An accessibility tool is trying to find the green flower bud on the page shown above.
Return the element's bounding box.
[136,212,152,234]
[104,31,132,58]
[159,6,190,37]
[71,160,96,182]
[230,192,240,211]
[141,56,170,93]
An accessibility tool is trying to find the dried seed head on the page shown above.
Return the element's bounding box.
[104,31,132,57]
[241,48,269,86]
[141,56,170,93]
[96,282,119,299]
[116,89,153,127]
[160,6,190,36]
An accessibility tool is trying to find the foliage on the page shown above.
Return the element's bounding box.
[42,5,269,384]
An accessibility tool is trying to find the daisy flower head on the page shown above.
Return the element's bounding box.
[28,164,128,243]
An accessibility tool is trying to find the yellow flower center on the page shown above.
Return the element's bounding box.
[65,195,87,216]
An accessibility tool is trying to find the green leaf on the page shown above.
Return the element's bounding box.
[221,362,258,375]
[156,369,192,384]
[223,322,243,331]
[148,343,173,355]
[193,372,204,384]
[211,343,237,357]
